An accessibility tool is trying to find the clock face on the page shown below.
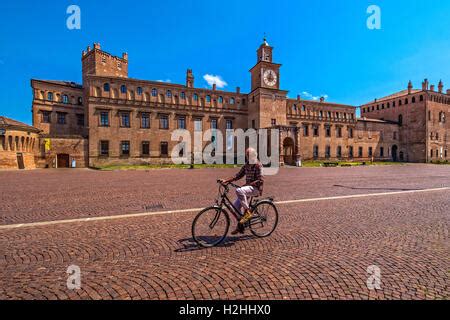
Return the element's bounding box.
[263,69,277,87]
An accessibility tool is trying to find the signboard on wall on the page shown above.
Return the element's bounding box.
[44,138,51,151]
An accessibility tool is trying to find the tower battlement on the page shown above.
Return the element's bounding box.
[82,43,128,79]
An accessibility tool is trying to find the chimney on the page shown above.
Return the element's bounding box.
[320,96,325,102]
[407,80,413,94]
[438,80,443,93]
[212,83,217,91]
[122,52,128,61]
[297,94,301,101]
[430,84,435,92]
[236,87,240,94]
[93,43,101,50]
[422,78,429,91]
[186,69,194,88]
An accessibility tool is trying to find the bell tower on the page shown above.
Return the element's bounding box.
[248,37,288,129]
[250,37,282,91]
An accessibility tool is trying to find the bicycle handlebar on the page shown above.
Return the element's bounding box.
[217,180,241,189]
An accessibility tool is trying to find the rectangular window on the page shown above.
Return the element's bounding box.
[77,114,84,126]
[194,119,202,131]
[358,147,363,157]
[348,127,354,138]
[141,113,150,128]
[313,145,319,159]
[160,115,169,129]
[252,119,256,129]
[100,140,109,156]
[368,147,373,157]
[160,141,168,156]
[349,146,354,158]
[142,141,150,156]
[42,111,51,123]
[57,112,66,125]
[313,125,319,137]
[325,145,331,158]
[226,119,233,130]
[337,146,342,158]
[211,119,218,129]
[393,132,397,140]
[303,124,309,136]
[325,126,331,137]
[380,147,384,157]
[336,127,342,138]
[120,112,130,128]
[121,141,130,156]
[178,117,186,129]
[100,111,109,126]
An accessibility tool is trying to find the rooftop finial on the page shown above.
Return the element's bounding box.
[263,33,269,46]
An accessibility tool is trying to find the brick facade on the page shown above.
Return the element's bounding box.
[19,40,449,168]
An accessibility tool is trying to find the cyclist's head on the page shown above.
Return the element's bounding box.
[246,147,258,164]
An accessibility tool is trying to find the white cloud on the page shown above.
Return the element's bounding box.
[302,91,328,101]
[203,74,227,88]
[156,79,171,83]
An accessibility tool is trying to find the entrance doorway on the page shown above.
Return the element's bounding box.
[57,154,70,168]
[392,145,398,162]
[283,137,295,165]
[16,153,25,169]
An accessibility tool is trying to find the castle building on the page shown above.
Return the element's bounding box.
[1,39,448,169]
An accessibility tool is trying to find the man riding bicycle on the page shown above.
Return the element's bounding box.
[220,148,264,235]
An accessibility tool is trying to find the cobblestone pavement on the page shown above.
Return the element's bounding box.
[0,165,449,300]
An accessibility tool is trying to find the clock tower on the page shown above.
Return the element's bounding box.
[250,37,282,91]
[248,37,288,129]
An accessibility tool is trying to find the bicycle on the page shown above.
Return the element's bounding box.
[191,180,279,248]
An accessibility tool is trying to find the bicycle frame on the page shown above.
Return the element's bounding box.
[215,182,245,222]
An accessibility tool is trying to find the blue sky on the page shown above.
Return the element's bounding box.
[1,0,450,124]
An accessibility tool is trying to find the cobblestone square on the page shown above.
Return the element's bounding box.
[0,164,448,300]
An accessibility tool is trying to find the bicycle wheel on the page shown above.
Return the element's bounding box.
[249,200,279,238]
[192,206,230,248]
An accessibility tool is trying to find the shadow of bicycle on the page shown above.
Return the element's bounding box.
[175,234,256,252]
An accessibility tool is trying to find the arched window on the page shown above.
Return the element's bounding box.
[121,85,127,94]
[63,95,69,104]
[166,90,172,98]
[398,114,403,126]
[137,87,143,95]
[206,95,211,102]
[405,98,408,104]
[412,96,416,103]
[78,97,83,105]
[103,83,110,92]
[230,97,235,105]
[420,95,424,101]
[218,96,223,104]
[47,92,54,101]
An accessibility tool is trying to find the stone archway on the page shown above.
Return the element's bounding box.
[282,137,296,165]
